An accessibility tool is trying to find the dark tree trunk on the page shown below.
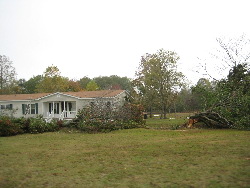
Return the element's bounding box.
[162,104,167,119]
[149,106,153,118]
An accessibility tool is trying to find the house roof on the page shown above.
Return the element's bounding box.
[62,90,125,98]
[0,93,51,101]
[0,90,125,101]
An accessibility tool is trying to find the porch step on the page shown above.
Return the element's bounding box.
[44,117,73,122]
[63,118,74,121]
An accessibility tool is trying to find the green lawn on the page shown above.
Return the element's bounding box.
[146,113,192,129]
[0,126,249,187]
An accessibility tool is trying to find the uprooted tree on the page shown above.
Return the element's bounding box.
[189,35,250,129]
[187,112,232,129]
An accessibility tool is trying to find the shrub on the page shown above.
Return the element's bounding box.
[28,117,47,133]
[11,117,30,133]
[0,116,24,136]
[28,117,59,133]
[46,119,60,132]
[0,102,145,136]
[72,102,145,133]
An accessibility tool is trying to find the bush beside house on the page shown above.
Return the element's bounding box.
[0,103,145,136]
[73,103,145,133]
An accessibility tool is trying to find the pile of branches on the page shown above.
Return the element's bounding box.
[187,112,233,129]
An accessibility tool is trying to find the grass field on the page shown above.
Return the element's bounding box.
[145,113,192,129]
[0,117,249,187]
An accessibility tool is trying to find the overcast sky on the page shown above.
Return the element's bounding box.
[0,0,249,85]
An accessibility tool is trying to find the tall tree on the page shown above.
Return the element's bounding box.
[36,65,69,93]
[94,75,132,91]
[191,78,216,111]
[134,49,184,118]
[175,88,195,112]
[86,80,99,91]
[0,55,17,94]
[22,75,43,93]
[213,35,250,128]
[213,63,250,129]
[133,70,158,118]
[79,76,91,89]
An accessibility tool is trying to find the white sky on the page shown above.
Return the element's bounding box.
[0,0,249,85]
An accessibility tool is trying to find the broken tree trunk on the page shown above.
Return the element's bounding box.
[187,112,232,129]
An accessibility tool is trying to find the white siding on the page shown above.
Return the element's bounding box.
[0,91,127,118]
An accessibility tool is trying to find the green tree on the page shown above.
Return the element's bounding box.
[134,49,184,118]
[0,55,17,94]
[133,73,158,118]
[213,63,250,128]
[94,75,132,90]
[197,35,250,129]
[86,80,99,91]
[15,79,26,94]
[36,65,69,93]
[44,65,60,77]
[22,75,43,93]
[79,76,91,89]
[212,35,250,129]
[191,78,216,111]
[175,87,196,112]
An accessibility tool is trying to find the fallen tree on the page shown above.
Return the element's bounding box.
[187,112,233,129]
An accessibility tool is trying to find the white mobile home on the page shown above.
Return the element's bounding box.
[0,90,127,120]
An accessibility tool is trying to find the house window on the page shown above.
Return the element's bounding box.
[106,101,111,108]
[22,104,30,114]
[68,102,72,111]
[22,103,38,114]
[30,104,36,114]
[90,102,95,108]
[49,103,59,114]
[6,104,13,110]
[0,104,13,110]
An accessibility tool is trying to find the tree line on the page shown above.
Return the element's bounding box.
[131,35,249,129]
[1,35,249,128]
[0,61,132,94]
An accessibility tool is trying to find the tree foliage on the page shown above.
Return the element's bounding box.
[0,55,17,94]
[79,76,91,89]
[36,65,70,93]
[86,80,99,91]
[191,78,216,111]
[134,49,184,118]
[94,75,132,91]
[190,36,250,129]
[22,75,43,93]
[73,102,144,133]
[175,88,196,112]
[8,65,133,94]
[68,80,82,92]
[212,63,250,129]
